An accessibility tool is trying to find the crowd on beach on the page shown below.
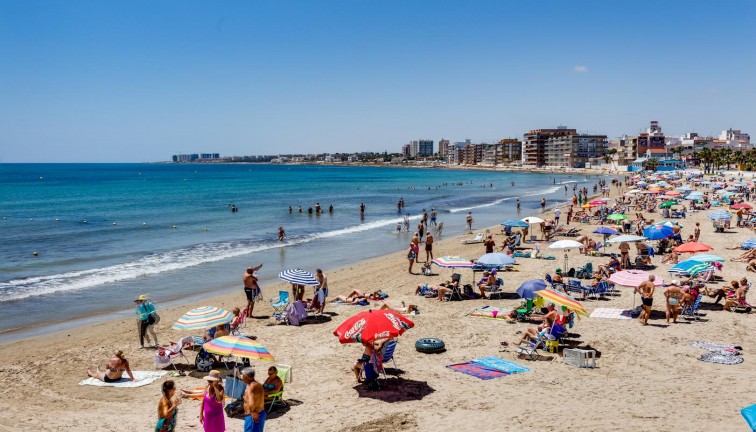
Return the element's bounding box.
[78,169,756,431]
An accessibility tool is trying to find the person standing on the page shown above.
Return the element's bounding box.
[694,222,701,242]
[242,368,266,432]
[422,209,428,227]
[541,198,546,211]
[516,198,520,212]
[407,241,419,274]
[315,269,328,314]
[360,203,365,215]
[156,380,181,432]
[277,226,285,241]
[484,235,495,254]
[554,208,561,225]
[618,241,630,269]
[430,208,437,227]
[425,232,434,263]
[566,205,573,225]
[635,275,656,326]
[200,370,225,432]
[135,294,159,349]
[417,222,425,240]
[243,264,264,318]
[466,212,473,231]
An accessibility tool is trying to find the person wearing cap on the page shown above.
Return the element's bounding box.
[243,264,264,318]
[200,370,225,432]
[134,294,158,348]
[242,367,266,431]
[553,269,564,284]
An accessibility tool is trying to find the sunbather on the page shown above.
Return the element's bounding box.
[263,366,283,402]
[703,280,739,304]
[729,249,756,262]
[597,255,620,278]
[507,324,551,347]
[722,283,749,312]
[87,350,136,383]
[380,301,419,313]
[330,290,369,304]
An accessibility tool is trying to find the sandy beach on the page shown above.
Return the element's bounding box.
[2,174,755,432]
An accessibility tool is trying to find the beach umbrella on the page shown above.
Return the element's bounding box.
[625,189,642,194]
[333,309,414,344]
[712,184,723,189]
[725,186,739,192]
[589,200,606,206]
[664,191,681,197]
[643,224,673,240]
[609,270,664,287]
[521,216,544,224]
[549,240,584,270]
[516,280,547,299]
[581,204,591,209]
[279,268,320,286]
[708,211,732,220]
[432,256,474,268]
[593,227,618,235]
[203,335,275,361]
[741,238,756,249]
[608,234,646,243]
[172,306,233,331]
[502,219,528,228]
[535,289,589,317]
[673,242,713,253]
[685,192,704,200]
[688,253,725,263]
[607,213,628,221]
[476,252,515,267]
[659,200,677,209]
[669,260,715,277]
[731,203,753,210]
[675,186,693,192]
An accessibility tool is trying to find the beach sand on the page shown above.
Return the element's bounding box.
[1,179,755,432]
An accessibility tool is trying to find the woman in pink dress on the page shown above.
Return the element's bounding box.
[199,370,225,432]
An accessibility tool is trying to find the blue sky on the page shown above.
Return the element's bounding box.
[1,0,754,162]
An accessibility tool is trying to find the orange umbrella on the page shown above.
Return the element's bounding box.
[664,191,681,196]
[673,242,713,253]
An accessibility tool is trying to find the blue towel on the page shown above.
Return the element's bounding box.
[742,404,756,431]
[472,356,531,374]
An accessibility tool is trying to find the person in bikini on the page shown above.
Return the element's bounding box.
[262,366,283,402]
[87,350,136,383]
[664,282,684,323]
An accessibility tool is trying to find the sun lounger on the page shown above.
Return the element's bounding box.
[462,233,484,244]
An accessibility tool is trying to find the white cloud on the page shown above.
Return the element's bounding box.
[573,65,588,73]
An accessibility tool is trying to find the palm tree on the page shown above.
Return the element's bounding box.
[699,148,714,174]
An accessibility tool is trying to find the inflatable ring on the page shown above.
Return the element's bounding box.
[415,337,445,353]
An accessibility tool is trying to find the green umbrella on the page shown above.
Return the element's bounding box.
[606,213,628,221]
[660,200,676,209]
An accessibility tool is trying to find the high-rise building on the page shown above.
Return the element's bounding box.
[418,139,434,156]
[409,141,419,157]
[402,144,411,158]
[544,133,608,168]
[438,139,450,158]
[522,127,576,166]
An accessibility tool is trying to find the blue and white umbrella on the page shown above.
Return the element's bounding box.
[685,193,704,200]
[708,210,732,220]
[741,238,756,250]
[278,268,320,285]
[476,252,516,267]
[675,185,693,192]
[688,253,725,263]
[669,260,715,277]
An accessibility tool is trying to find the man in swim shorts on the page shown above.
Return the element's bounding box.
[635,274,656,325]
[243,264,264,318]
[242,367,266,431]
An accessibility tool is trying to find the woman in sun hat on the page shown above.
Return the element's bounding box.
[200,370,225,432]
[134,294,159,348]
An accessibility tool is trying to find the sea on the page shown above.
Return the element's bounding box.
[0,163,604,341]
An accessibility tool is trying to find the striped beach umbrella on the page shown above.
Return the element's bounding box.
[172,306,233,331]
[203,335,275,361]
[278,268,320,285]
[669,260,715,277]
[535,289,589,317]
[432,256,475,268]
[688,253,725,263]
[609,270,664,288]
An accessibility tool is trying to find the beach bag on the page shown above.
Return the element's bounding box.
[567,268,576,278]
[422,265,432,276]
[195,348,214,372]
[150,312,160,325]
[630,306,642,318]
[463,284,474,296]
[408,250,416,260]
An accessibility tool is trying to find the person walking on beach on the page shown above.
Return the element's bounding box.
[315,269,328,314]
[694,222,701,242]
[243,264,264,318]
[566,205,573,225]
[135,294,159,348]
[422,209,428,227]
[277,226,285,241]
[466,212,474,231]
[199,370,225,432]
[242,368,266,432]
[554,208,561,225]
[407,241,419,274]
[430,208,437,227]
[425,232,434,262]
[156,380,181,432]
[635,275,656,326]
[541,198,546,211]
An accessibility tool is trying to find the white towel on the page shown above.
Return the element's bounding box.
[78,370,167,388]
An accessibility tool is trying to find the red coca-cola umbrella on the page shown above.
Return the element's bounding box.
[673,242,713,253]
[333,309,414,344]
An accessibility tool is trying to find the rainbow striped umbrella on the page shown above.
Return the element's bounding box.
[202,335,275,361]
[432,256,474,268]
[172,306,233,331]
[535,289,589,317]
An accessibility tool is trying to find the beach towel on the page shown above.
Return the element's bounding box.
[78,371,167,388]
[472,356,531,374]
[590,308,633,320]
[469,306,511,320]
[690,340,738,351]
[698,353,744,365]
[447,362,510,380]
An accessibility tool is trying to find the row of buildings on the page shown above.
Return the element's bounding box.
[399,121,751,169]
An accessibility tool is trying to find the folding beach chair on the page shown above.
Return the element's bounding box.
[154,336,193,371]
[265,364,292,412]
[483,278,505,299]
[443,273,464,301]
[681,294,703,320]
[515,298,535,321]
[515,332,549,360]
[545,274,565,292]
[270,291,290,322]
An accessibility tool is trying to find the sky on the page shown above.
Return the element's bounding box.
[1,0,754,162]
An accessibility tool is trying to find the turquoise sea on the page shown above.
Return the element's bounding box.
[0,163,602,340]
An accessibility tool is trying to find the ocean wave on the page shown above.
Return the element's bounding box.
[0,216,420,302]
